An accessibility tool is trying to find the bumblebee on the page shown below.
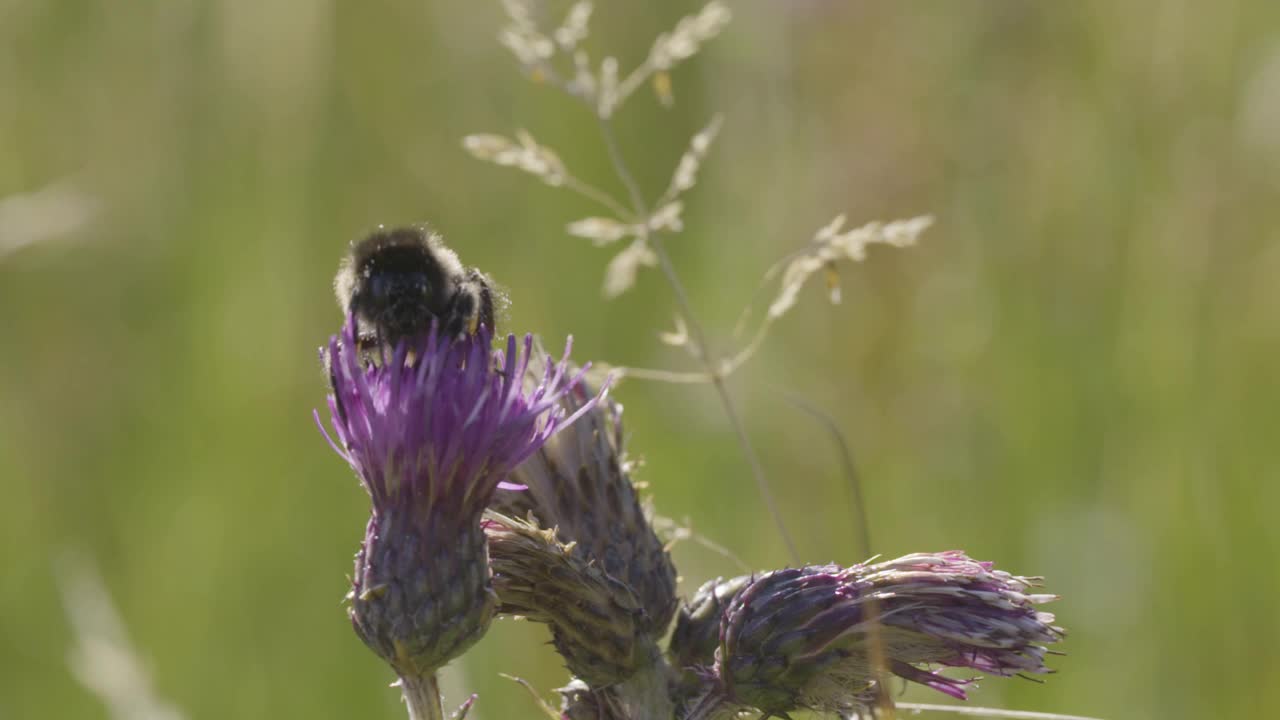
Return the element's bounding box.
[334,225,497,356]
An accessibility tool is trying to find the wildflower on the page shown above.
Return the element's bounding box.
[678,552,1063,718]
[316,316,603,682]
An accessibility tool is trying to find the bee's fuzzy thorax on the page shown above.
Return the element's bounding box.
[334,225,495,352]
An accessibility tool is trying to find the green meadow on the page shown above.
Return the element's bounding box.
[2,3,1276,718]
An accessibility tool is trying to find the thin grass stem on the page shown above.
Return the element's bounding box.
[562,175,637,221]
[594,113,799,563]
[897,703,1104,720]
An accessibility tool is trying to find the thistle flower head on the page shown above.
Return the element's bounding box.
[316,316,604,676]
[699,552,1063,717]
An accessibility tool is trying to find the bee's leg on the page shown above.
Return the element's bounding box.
[357,334,385,367]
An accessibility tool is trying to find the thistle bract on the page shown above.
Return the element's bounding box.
[484,512,651,688]
[317,317,603,676]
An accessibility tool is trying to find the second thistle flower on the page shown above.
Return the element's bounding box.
[318,317,604,677]
[673,552,1064,718]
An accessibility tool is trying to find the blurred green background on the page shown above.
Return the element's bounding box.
[2,1,1278,718]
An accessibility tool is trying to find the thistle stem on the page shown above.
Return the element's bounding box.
[399,673,444,720]
[613,655,676,720]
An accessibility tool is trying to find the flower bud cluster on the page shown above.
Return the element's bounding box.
[316,266,1065,720]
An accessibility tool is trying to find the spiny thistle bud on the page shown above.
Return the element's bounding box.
[317,317,603,677]
[493,359,678,638]
[695,552,1063,718]
[483,512,653,687]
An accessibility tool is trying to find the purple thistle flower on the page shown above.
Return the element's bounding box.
[315,316,605,677]
[679,552,1063,718]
